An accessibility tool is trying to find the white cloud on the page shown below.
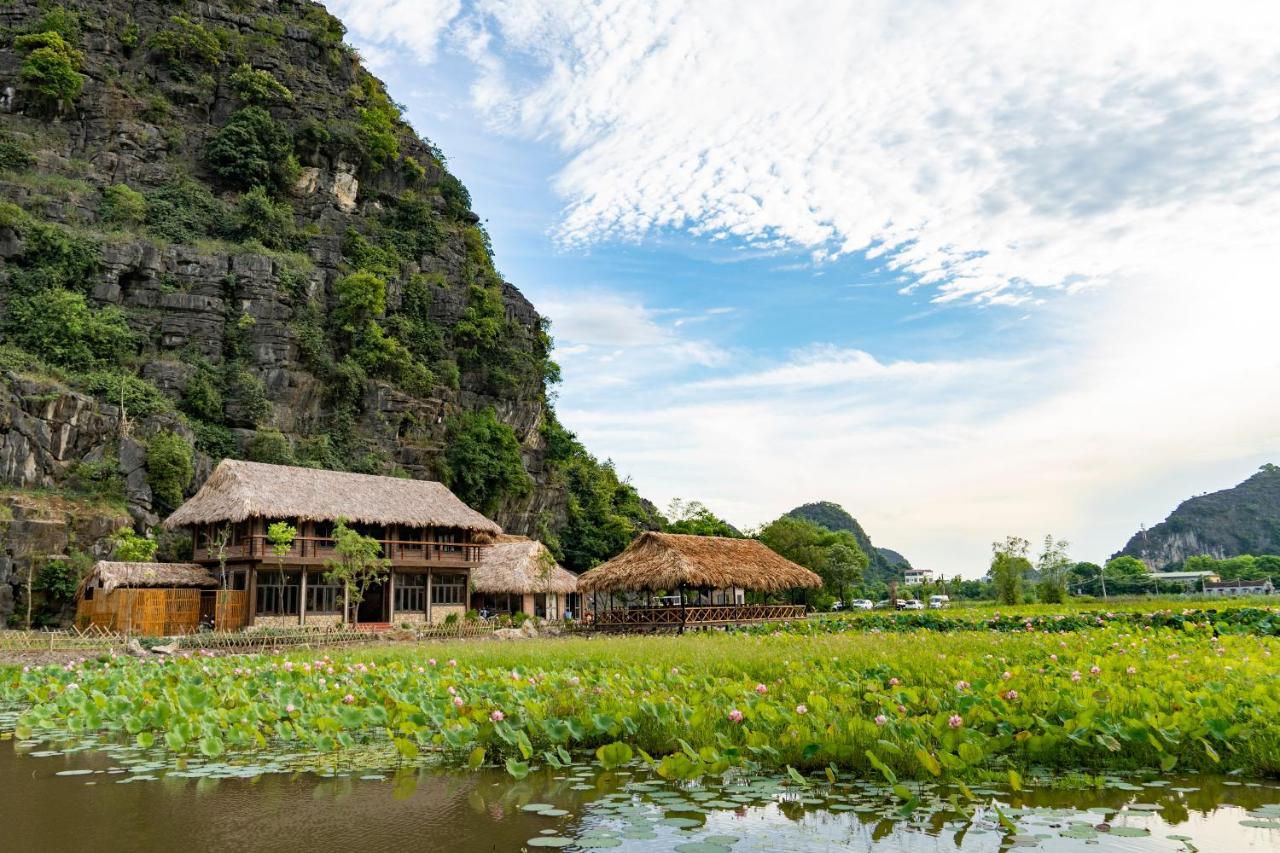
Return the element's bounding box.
[327,0,462,65]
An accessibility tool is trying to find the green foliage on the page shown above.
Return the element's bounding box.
[99,184,147,228]
[1104,555,1148,578]
[247,428,295,465]
[324,518,390,624]
[110,527,158,562]
[144,180,227,243]
[228,64,293,104]
[145,431,193,510]
[542,411,661,573]
[28,7,83,43]
[77,370,172,418]
[189,419,236,461]
[438,172,472,219]
[3,290,134,370]
[223,364,271,426]
[181,366,224,422]
[15,30,85,111]
[989,536,1032,605]
[231,186,297,250]
[1035,535,1071,604]
[665,499,739,537]
[353,79,402,169]
[205,106,296,191]
[333,271,387,332]
[758,516,867,603]
[267,521,297,564]
[149,15,225,76]
[0,132,35,170]
[1,211,100,296]
[442,408,532,515]
[35,552,88,606]
[65,456,126,505]
[1185,553,1280,581]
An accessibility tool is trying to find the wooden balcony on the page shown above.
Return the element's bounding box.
[193,535,485,569]
[592,603,808,632]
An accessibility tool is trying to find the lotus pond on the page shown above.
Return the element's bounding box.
[3,629,1280,850]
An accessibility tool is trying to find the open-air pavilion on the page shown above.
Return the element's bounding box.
[577,532,821,632]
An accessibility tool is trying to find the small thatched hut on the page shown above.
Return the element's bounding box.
[75,561,219,635]
[470,535,579,619]
[578,532,822,631]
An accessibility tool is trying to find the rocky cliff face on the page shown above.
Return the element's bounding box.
[0,0,569,531]
[1117,465,1280,569]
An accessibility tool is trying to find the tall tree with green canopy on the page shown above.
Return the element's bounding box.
[442,408,532,515]
[989,536,1031,604]
[1035,534,1071,603]
[665,499,740,537]
[757,516,866,605]
[323,518,389,626]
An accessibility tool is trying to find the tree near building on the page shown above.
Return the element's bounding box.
[323,518,389,626]
[1035,535,1072,603]
[665,499,740,537]
[267,521,297,616]
[758,516,866,607]
[989,536,1031,605]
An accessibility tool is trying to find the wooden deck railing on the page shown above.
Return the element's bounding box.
[194,536,486,566]
[593,604,808,631]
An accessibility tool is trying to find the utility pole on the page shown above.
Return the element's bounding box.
[1099,566,1108,599]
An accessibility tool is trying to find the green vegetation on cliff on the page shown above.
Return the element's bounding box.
[784,501,911,582]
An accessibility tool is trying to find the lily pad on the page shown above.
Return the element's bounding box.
[526,838,573,848]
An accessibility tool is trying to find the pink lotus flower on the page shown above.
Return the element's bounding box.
[889,677,900,686]
[428,658,437,666]
[66,682,78,690]
[897,704,906,714]
[1089,665,1101,675]
[874,714,887,726]
[286,703,296,713]
[283,662,293,672]
[795,704,808,715]
[569,676,580,687]
[948,714,963,729]
[1070,671,1082,682]
[1003,689,1019,701]
[490,710,505,722]
[342,694,355,705]
[1002,671,1012,680]
[1126,666,1137,675]
[955,680,970,691]
[755,683,768,695]
[727,708,744,723]
[1049,654,1058,662]
[510,670,521,681]
[452,696,464,708]
[448,659,458,667]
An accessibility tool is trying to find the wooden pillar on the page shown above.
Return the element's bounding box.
[300,569,308,627]
[247,567,258,627]
[426,570,433,625]
[387,570,396,624]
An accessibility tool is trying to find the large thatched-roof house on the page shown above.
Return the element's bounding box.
[163,459,500,628]
[75,561,219,635]
[578,532,822,631]
[470,535,579,619]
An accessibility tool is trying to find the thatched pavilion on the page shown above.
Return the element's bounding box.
[164,459,501,629]
[470,535,579,620]
[577,532,822,631]
[75,561,221,635]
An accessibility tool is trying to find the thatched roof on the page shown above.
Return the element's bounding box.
[163,459,501,533]
[78,562,217,597]
[471,535,578,595]
[577,532,823,593]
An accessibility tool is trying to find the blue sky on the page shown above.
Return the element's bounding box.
[330,0,1280,575]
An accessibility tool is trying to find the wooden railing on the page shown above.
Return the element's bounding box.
[593,604,808,631]
[194,536,486,566]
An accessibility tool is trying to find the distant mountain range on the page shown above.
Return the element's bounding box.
[784,501,912,580]
[1117,464,1280,569]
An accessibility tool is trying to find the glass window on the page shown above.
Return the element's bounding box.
[394,574,426,612]
[305,573,342,614]
[256,571,301,616]
[430,572,467,606]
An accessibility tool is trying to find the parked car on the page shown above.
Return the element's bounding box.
[891,598,908,610]
[831,600,844,611]
[929,595,950,609]
[901,600,925,611]
[850,599,874,610]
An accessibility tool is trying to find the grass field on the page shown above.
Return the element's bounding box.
[4,620,1278,783]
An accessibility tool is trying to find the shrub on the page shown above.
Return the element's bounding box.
[14,30,85,111]
[99,184,147,228]
[190,419,236,460]
[181,367,224,421]
[5,219,100,295]
[66,457,126,505]
[230,186,297,250]
[441,408,532,515]
[247,428,295,465]
[3,290,134,370]
[109,527,157,562]
[77,370,172,418]
[223,365,271,426]
[228,64,293,104]
[205,107,296,191]
[333,271,387,332]
[145,430,193,510]
[145,180,227,243]
[149,16,224,76]
[0,132,34,170]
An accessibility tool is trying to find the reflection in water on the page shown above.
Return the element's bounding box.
[2,742,1279,853]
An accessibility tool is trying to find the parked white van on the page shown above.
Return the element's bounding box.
[929,595,950,609]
